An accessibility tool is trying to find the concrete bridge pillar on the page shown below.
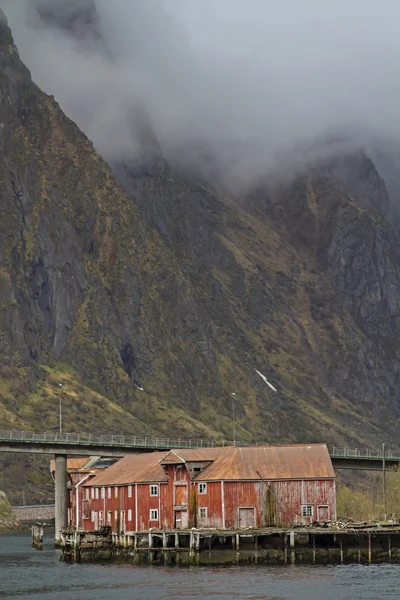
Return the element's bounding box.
[55,454,67,545]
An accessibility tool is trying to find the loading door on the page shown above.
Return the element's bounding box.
[175,484,188,505]
[175,510,188,529]
[317,505,329,521]
[238,507,256,528]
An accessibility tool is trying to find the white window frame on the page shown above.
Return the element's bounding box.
[107,487,111,499]
[114,510,118,520]
[91,488,94,499]
[114,487,118,498]
[107,511,112,523]
[91,511,95,522]
[85,488,89,500]
[128,509,132,521]
[199,507,208,519]
[128,485,132,498]
[198,483,207,495]
[150,484,159,497]
[150,509,159,521]
[302,505,314,518]
[101,487,105,499]
[95,488,99,500]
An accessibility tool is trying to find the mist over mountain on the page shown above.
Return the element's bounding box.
[3,0,400,187]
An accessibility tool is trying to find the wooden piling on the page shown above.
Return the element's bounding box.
[59,525,400,566]
[368,532,372,564]
[290,531,295,564]
[31,525,43,551]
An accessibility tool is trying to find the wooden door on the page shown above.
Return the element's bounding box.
[175,484,188,505]
[181,510,188,529]
[238,507,256,528]
[317,505,329,521]
[175,510,188,529]
[120,510,126,533]
[175,511,182,529]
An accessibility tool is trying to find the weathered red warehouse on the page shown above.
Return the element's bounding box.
[71,443,335,532]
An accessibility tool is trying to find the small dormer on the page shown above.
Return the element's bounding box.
[159,450,185,466]
[159,450,214,480]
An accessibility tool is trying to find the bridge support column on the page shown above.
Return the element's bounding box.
[55,454,67,545]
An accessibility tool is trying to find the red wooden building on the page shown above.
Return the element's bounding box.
[68,444,335,532]
[50,456,117,528]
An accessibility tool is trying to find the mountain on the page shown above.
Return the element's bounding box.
[1,8,400,501]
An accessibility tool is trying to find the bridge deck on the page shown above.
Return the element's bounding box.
[0,431,397,468]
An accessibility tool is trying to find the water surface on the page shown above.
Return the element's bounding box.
[0,531,398,599]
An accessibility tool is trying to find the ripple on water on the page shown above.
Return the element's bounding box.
[1,533,400,600]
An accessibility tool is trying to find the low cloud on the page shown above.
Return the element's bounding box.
[2,0,400,184]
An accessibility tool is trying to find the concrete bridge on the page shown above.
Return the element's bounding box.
[0,431,396,542]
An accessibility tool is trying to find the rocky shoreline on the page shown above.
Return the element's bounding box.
[0,491,21,532]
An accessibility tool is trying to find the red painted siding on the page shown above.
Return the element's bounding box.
[195,481,223,528]
[74,470,335,531]
[271,479,336,525]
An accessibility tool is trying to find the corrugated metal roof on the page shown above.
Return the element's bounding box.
[83,452,169,486]
[82,444,334,486]
[50,457,90,473]
[194,444,335,481]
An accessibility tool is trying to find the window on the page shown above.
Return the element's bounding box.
[193,467,201,473]
[150,485,159,497]
[107,511,112,523]
[101,487,105,499]
[107,487,111,499]
[99,510,104,523]
[199,483,207,495]
[150,509,159,521]
[85,489,89,500]
[128,509,132,521]
[95,488,99,500]
[91,488,94,499]
[114,487,118,498]
[199,507,207,519]
[128,485,132,498]
[114,510,118,520]
[302,505,313,518]
[91,511,95,522]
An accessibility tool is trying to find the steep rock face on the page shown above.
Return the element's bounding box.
[314,151,390,216]
[0,15,228,438]
[277,167,400,429]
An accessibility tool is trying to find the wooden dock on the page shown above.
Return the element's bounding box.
[59,526,400,565]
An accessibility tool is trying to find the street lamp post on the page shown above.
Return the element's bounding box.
[232,393,236,446]
[58,384,63,435]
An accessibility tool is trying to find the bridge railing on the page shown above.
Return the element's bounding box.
[330,447,400,460]
[0,430,222,449]
[1,432,400,459]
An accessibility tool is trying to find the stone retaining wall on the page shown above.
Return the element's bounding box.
[12,505,55,523]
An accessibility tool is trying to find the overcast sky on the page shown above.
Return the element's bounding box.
[2,0,400,182]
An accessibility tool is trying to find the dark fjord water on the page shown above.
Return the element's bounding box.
[0,531,399,600]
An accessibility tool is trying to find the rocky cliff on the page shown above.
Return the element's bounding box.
[0,490,19,530]
[1,10,400,500]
